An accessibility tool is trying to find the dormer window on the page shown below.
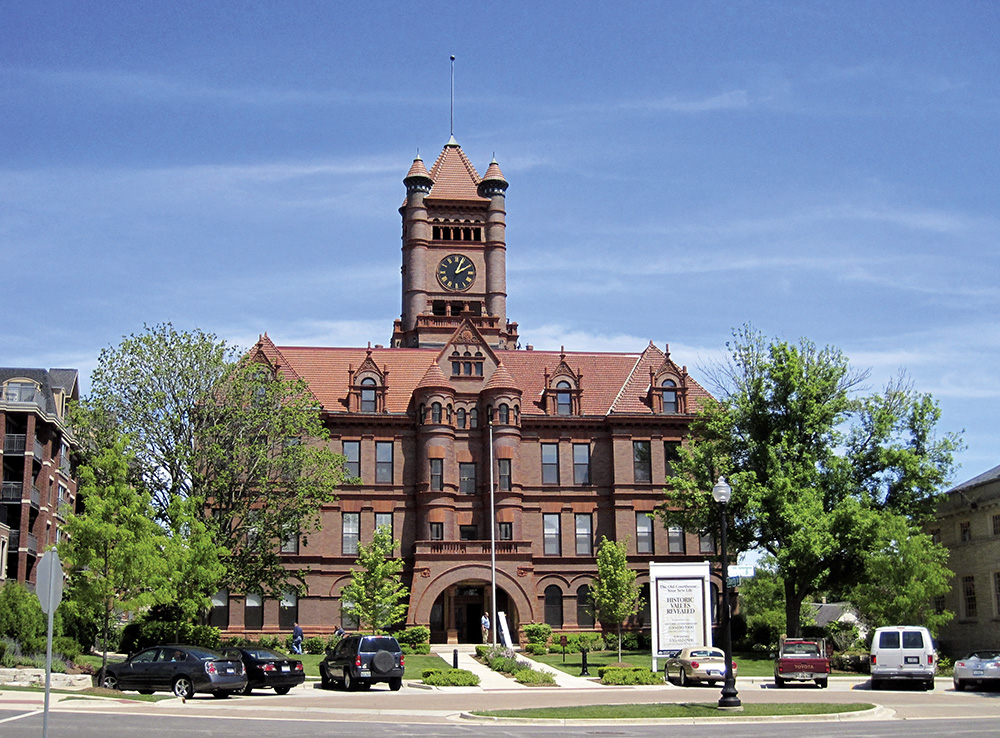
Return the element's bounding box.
[450,349,485,377]
[360,378,377,412]
[4,380,39,404]
[661,379,678,413]
[556,381,572,415]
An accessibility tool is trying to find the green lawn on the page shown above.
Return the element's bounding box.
[472,702,874,720]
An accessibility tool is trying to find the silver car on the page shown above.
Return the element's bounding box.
[953,650,1000,691]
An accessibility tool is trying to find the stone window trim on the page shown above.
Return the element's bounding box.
[347,357,388,413]
[542,374,583,416]
[648,364,690,415]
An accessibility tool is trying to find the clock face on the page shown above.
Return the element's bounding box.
[437,254,476,291]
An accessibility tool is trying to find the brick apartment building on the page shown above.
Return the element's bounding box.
[931,463,1000,657]
[1,368,79,587]
[217,138,717,643]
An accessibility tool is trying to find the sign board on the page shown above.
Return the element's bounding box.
[649,562,712,672]
[497,611,513,647]
[36,549,64,615]
[728,564,756,578]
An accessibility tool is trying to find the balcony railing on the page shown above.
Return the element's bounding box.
[3,434,26,453]
[26,534,37,556]
[1,481,23,501]
[8,530,18,548]
[30,485,41,508]
[414,539,530,556]
[33,438,44,461]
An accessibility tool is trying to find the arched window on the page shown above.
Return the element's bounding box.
[418,404,425,425]
[576,585,594,628]
[498,403,510,424]
[662,379,678,413]
[470,408,478,428]
[556,381,572,415]
[457,408,466,429]
[360,377,377,412]
[544,585,564,628]
[431,402,442,423]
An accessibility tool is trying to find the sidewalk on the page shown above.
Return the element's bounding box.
[428,645,604,689]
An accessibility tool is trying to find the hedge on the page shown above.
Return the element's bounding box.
[514,668,556,685]
[422,668,480,687]
[598,666,663,685]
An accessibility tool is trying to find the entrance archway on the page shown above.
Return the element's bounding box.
[429,581,518,644]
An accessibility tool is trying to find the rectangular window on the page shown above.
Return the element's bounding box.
[343,440,360,479]
[541,443,559,485]
[430,458,443,491]
[543,513,561,555]
[375,512,393,536]
[664,441,681,477]
[498,522,513,541]
[699,532,715,554]
[459,462,477,494]
[960,521,972,542]
[633,440,651,483]
[245,592,264,630]
[498,458,512,491]
[575,513,593,555]
[376,441,393,483]
[963,575,977,618]
[429,522,444,541]
[668,526,686,554]
[280,531,299,553]
[573,444,590,485]
[342,512,360,555]
[993,514,1000,536]
[209,589,229,629]
[636,513,653,554]
[279,589,298,630]
[994,572,1000,616]
[459,525,477,540]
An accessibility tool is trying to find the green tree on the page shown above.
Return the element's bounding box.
[71,323,349,601]
[59,441,168,675]
[846,512,953,633]
[340,526,409,634]
[0,581,46,652]
[590,536,643,661]
[660,326,960,637]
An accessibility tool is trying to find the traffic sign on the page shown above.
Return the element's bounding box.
[36,549,64,615]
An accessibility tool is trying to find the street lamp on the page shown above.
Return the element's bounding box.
[712,476,742,710]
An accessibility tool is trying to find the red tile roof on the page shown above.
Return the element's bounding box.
[426,140,487,202]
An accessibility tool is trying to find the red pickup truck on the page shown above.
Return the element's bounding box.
[774,638,830,688]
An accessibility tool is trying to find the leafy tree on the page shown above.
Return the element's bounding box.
[660,326,960,637]
[71,323,349,601]
[340,526,409,634]
[590,536,643,661]
[59,441,168,674]
[846,512,953,634]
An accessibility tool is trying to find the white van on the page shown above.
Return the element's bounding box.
[869,625,936,690]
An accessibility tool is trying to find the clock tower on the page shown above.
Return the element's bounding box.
[392,137,518,350]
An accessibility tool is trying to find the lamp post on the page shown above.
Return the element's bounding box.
[712,476,742,710]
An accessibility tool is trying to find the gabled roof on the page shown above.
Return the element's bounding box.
[947,463,1000,494]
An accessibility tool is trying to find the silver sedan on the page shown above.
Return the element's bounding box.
[953,650,1000,691]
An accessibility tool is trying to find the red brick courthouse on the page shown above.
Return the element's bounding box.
[217,138,719,644]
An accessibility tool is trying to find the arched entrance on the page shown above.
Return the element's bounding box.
[429,581,518,644]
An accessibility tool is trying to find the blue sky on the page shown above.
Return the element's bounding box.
[2,1,997,482]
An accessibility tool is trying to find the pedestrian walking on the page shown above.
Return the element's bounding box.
[481,612,490,643]
[292,622,304,654]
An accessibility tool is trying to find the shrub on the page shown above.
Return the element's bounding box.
[522,623,552,646]
[830,650,869,674]
[395,626,430,646]
[423,668,480,687]
[401,643,430,655]
[53,636,82,662]
[303,636,326,654]
[487,655,520,674]
[620,632,639,651]
[258,635,282,650]
[474,644,490,659]
[524,643,547,655]
[568,632,604,653]
[514,668,556,685]
[0,582,45,650]
[599,666,662,685]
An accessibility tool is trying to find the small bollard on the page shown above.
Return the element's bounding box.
[580,650,590,676]
[453,648,459,669]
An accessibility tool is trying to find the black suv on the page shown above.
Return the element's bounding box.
[320,635,404,691]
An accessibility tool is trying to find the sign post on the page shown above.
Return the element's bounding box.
[36,548,64,738]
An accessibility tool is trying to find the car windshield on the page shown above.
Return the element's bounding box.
[244,649,286,660]
[182,646,225,661]
[359,637,398,653]
[690,650,721,658]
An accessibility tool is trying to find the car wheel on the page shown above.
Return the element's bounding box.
[871,678,882,691]
[100,673,119,690]
[320,666,331,689]
[954,679,966,691]
[212,691,230,699]
[775,674,786,688]
[372,650,395,675]
[172,677,194,700]
[816,678,828,689]
[924,679,934,692]
[389,677,402,692]
[275,686,291,695]
[241,683,254,695]
[343,671,356,691]
[678,669,689,687]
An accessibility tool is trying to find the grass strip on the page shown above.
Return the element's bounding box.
[472,702,874,719]
[1,685,167,702]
